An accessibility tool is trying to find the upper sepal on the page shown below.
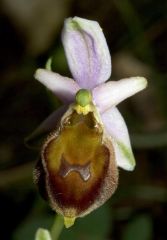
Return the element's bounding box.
[62,17,111,89]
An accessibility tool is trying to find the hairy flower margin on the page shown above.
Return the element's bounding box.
[29,17,148,228]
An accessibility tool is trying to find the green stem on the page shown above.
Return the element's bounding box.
[50,214,64,240]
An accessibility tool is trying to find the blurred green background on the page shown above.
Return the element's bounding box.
[0,0,167,239]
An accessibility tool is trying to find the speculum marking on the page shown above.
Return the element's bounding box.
[59,157,91,182]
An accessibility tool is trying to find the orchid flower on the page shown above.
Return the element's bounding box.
[31,17,147,228]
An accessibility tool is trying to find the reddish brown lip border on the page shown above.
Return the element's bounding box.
[34,108,118,219]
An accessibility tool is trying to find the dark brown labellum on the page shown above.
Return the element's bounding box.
[34,106,118,225]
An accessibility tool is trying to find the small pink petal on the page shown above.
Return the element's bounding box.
[93,77,147,112]
[35,69,80,103]
[102,107,135,171]
[62,17,111,89]
[26,106,67,147]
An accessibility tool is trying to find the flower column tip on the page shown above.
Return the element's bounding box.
[74,89,93,115]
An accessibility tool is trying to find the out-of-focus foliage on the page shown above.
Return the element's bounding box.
[122,214,153,240]
[0,0,167,239]
[14,203,111,240]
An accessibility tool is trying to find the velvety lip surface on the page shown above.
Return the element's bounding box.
[43,111,111,216]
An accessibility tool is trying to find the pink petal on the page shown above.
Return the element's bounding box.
[35,69,80,103]
[93,77,147,113]
[62,17,111,89]
[102,107,135,171]
[25,106,67,147]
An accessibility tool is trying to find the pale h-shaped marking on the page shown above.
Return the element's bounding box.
[59,157,91,182]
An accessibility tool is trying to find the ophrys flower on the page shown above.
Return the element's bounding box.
[31,17,147,228]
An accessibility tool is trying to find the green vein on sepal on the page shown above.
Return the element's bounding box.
[117,141,136,171]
